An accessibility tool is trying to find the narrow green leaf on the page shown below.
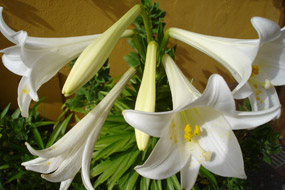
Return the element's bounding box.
[90,160,112,177]
[29,97,45,117]
[92,134,132,161]
[125,171,139,190]
[170,175,181,189]
[46,113,73,147]
[1,103,10,119]
[140,177,150,190]
[166,177,174,190]
[94,153,127,188]
[32,126,44,149]
[199,166,218,186]
[108,150,140,189]
[5,171,25,183]
[33,121,55,128]
[11,108,21,119]
[0,164,10,170]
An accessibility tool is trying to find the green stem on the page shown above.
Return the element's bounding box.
[140,5,152,43]
[157,28,170,65]
[159,28,170,56]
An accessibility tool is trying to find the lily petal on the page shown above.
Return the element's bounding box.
[194,107,246,178]
[123,110,175,137]
[23,156,63,174]
[169,17,281,97]
[60,178,74,190]
[248,82,280,112]
[1,46,29,76]
[253,28,285,86]
[180,157,200,190]
[41,145,83,182]
[135,126,188,179]
[162,54,201,109]
[17,77,33,117]
[224,105,281,130]
[182,74,235,114]
[81,116,107,190]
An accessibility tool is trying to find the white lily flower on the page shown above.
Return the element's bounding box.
[135,41,157,151]
[123,55,280,190]
[0,7,133,117]
[22,68,135,190]
[168,17,284,112]
[62,4,141,96]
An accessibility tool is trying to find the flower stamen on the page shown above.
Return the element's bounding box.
[251,65,259,77]
[184,124,193,142]
[194,125,201,136]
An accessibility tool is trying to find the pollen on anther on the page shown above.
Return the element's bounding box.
[251,65,259,76]
[184,124,193,142]
[194,125,201,136]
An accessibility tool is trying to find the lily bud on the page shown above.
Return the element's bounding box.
[62,4,141,96]
[135,41,157,151]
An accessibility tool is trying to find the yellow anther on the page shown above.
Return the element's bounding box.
[251,65,259,76]
[194,125,201,136]
[253,84,258,89]
[184,124,193,142]
[47,162,50,166]
[22,89,28,94]
[256,96,260,101]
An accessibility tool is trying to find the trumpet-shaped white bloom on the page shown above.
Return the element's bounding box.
[123,55,280,190]
[169,17,285,112]
[0,7,133,117]
[62,4,141,96]
[135,41,157,151]
[22,68,135,190]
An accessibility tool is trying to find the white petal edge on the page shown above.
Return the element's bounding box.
[224,105,281,130]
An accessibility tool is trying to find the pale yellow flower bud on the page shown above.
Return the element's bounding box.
[135,41,157,151]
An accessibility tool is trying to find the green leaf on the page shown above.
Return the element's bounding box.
[92,134,133,161]
[90,160,112,178]
[0,164,10,170]
[11,108,21,119]
[6,170,25,183]
[170,175,181,189]
[94,153,126,188]
[33,121,55,128]
[124,52,141,67]
[32,126,44,149]
[29,97,45,118]
[46,113,73,148]
[108,149,140,189]
[199,166,218,186]
[125,170,139,190]
[140,177,150,190]
[1,103,10,119]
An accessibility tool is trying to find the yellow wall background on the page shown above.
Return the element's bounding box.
[0,0,283,121]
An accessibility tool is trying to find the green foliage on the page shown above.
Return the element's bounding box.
[0,103,59,189]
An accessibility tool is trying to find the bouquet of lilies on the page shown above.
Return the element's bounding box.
[1,0,284,189]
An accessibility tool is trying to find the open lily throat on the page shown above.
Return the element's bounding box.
[171,109,213,163]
